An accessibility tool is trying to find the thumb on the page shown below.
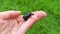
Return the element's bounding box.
[19,11,47,34]
[0,11,21,19]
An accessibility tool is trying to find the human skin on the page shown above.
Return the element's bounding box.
[0,11,46,34]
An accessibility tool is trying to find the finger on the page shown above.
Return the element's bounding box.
[0,11,21,19]
[18,11,47,34]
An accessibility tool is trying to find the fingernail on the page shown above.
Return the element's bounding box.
[39,11,47,16]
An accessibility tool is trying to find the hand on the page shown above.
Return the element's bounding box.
[0,11,46,34]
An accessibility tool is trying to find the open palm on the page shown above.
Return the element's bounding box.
[0,11,46,34]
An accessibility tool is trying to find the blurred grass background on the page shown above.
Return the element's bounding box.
[0,0,60,34]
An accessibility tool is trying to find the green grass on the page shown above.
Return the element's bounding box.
[0,0,60,34]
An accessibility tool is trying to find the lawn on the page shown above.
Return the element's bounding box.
[0,0,60,34]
